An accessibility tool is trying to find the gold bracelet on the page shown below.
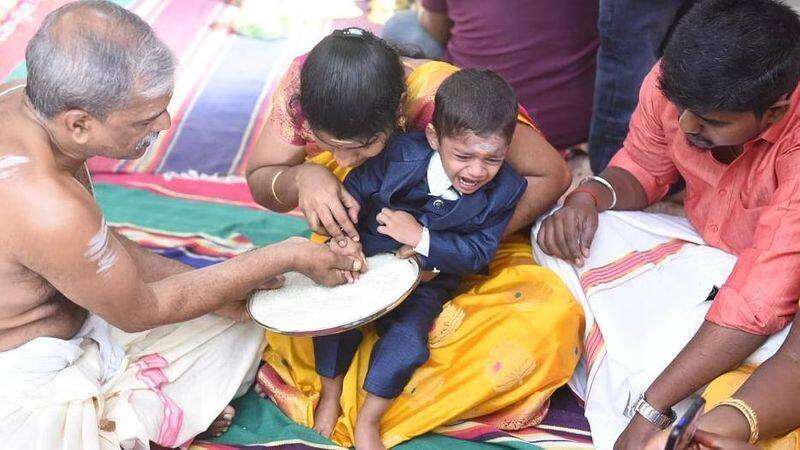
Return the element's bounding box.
[718,397,759,444]
[270,169,286,206]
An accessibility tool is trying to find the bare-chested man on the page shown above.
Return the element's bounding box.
[0,2,360,449]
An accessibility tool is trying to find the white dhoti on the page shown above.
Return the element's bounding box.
[532,211,791,450]
[0,314,264,450]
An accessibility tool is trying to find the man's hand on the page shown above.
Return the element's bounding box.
[616,414,662,450]
[633,323,766,450]
[376,208,423,247]
[284,237,362,287]
[645,428,758,450]
[536,192,599,267]
[328,236,367,283]
[214,275,285,321]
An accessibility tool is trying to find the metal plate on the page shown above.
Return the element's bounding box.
[247,256,422,336]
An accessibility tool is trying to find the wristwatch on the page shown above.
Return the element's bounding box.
[633,395,676,429]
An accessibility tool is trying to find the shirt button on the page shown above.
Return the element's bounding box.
[433,199,444,209]
[718,189,727,196]
[710,224,719,232]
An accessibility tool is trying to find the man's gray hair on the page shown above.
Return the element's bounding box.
[25,0,176,120]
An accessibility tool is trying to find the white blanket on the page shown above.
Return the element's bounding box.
[0,314,264,450]
[532,211,790,450]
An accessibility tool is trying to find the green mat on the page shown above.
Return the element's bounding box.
[198,391,533,450]
[95,183,310,247]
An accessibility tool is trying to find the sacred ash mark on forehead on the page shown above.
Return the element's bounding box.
[455,132,507,154]
[473,140,501,153]
[0,155,30,180]
[85,218,118,274]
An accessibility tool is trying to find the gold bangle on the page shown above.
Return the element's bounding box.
[718,397,759,444]
[270,169,286,206]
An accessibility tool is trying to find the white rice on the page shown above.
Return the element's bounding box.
[249,253,420,334]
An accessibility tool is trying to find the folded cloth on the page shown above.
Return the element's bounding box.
[533,211,791,450]
[0,313,264,450]
[0,314,124,392]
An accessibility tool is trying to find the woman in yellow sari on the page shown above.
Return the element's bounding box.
[245,28,583,448]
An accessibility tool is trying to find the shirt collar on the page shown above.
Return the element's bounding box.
[427,152,457,197]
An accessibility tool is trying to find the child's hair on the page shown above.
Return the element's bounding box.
[659,0,800,116]
[432,69,518,144]
[298,27,406,141]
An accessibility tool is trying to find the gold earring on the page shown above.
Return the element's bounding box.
[396,115,407,132]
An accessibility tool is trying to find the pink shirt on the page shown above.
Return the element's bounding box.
[609,64,800,335]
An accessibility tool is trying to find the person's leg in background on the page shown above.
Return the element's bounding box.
[381,8,444,59]
[588,0,695,174]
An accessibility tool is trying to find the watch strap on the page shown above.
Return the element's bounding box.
[634,396,676,429]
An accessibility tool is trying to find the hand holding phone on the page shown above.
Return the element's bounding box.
[665,397,706,450]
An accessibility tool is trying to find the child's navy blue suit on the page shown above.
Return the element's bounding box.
[313,132,527,398]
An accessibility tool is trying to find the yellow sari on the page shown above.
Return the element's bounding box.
[259,61,583,448]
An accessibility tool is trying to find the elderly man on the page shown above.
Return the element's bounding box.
[0,1,359,449]
[536,0,800,448]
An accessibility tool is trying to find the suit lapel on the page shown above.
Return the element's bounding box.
[379,158,429,203]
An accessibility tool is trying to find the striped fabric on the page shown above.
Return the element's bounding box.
[579,239,688,295]
[1,0,331,176]
[578,238,688,392]
[0,0,377,204]
[578,239,690,404]
[94,181,310,266]
[190,390,592,450]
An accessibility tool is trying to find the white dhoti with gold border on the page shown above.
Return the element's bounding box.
[533,211,790,449]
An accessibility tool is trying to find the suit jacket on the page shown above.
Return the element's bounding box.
[344,132,527,276]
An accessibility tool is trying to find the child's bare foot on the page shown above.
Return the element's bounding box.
[312,392,341,437]
[354,418,386,450]
[313,374,344,437]
[198,405,235,438]
[354,393,391,450]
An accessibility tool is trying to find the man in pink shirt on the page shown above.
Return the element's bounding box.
[537,0,800,448]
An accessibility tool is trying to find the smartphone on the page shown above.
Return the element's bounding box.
[665,397,706,450]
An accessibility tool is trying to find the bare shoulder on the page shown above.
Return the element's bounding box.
[0,152,148,328]
[0,155,101,262]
